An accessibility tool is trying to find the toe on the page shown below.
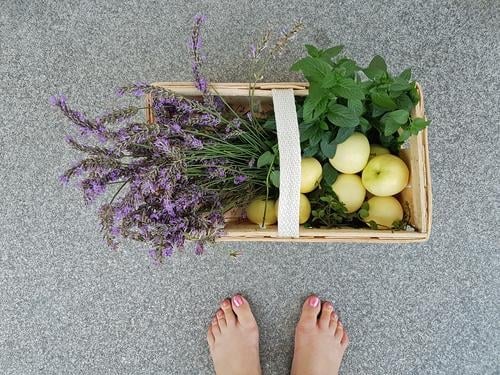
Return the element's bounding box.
[318,301,333,329]
[207,325,215,346]
[211,316,221,337]
[231,295,256,327]
[334,320,344,340]
[329,311,339,332]
[216,309,227,330]
[220,299,236,326]
[298,295,321,328]
[340,330,349,348]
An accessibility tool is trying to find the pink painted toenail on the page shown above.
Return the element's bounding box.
[309,296,320,307]
[221,300,230,308]
[233,295,243,307]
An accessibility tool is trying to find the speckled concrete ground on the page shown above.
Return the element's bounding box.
[1,1,499,374]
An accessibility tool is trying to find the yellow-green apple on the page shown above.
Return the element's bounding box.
[329,132,370,174]
[331,174,366,213]
[362,154,409,196]
[300,157,322,193]
[364,196,403,228]
[369,144,390,160]
[246,196,277,226]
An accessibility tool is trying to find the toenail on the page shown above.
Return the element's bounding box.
[221,300,230,308]
[233,295,243,307]
[325,303,333,311]
[217,310,224,318]
[338,321,343,327]
[212,318,217,324]
[308,296,320,307]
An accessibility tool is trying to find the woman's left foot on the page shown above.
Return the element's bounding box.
[207,295,262,375]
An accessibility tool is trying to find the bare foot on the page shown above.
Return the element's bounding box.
[207,295,261,375]
[291,295,349,375]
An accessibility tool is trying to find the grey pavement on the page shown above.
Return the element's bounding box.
[1,1,499,374]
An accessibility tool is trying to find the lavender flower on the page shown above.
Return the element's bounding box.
[234,175,247,185]
[189,16,209,93]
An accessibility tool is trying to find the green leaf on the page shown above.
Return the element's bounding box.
[319,121,329,130]
[257,151,274,168]
[302,144,319,157]
[309,127,323,146]
[372,105,387,117]
[399,68,412,81]
[290,57,332,82]
[322,163,338,185]
[397,129,412,142]
[334,127,355,144]
[299,122,317,142]
[305,44,320,57]
[367,220,379,229]
[385,109,409,125]
[321,71,340,88]
[382,118,401,136]
[302,84,328,122]
[395,94,414,112]
[363,55,387,80]
[358,209,369,218]
[411,117,430,132]
[359,117,371,133]
[327,104,360,128]
[335,58,359,77]
[409,83,420,104]
[262,118,276,130]
[371,91,398,110]
[330,78,365,100]
[390,79,412,93]
[320,137,337,158]
[322,45,344,59]
[348,99,364,116]
[270,170,280,188]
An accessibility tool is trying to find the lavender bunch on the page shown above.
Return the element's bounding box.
[51,15,302,263]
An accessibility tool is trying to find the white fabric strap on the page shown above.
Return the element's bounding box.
[272,89,301,238]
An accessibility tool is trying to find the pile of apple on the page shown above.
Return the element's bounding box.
[246,132,410,229]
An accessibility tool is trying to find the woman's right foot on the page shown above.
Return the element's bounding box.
[291,295,349,375]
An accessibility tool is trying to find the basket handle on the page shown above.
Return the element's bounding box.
[271,89,301,238]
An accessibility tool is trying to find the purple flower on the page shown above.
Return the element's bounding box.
[234,175,247,185]
[115,87,125,97]
[162,245,174,257]
[153,137,170,153]
[58,174,70,186]
[194,242,204,255]
[49,94,67,107]
[114,204,133,221]
[82,180,106,203]
[195,77,208,92]
[131,81,148,97]
[110,226,121,236]
[170,123,182,133]
[249,44,257,59]
[199,113,219,127]
[194,14,207,24]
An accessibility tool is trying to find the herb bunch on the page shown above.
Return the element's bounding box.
[291,44,430,159]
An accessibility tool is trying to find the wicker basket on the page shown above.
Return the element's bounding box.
[147,82,432,243]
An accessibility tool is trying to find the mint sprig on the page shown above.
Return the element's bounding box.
[291,45,430,158]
